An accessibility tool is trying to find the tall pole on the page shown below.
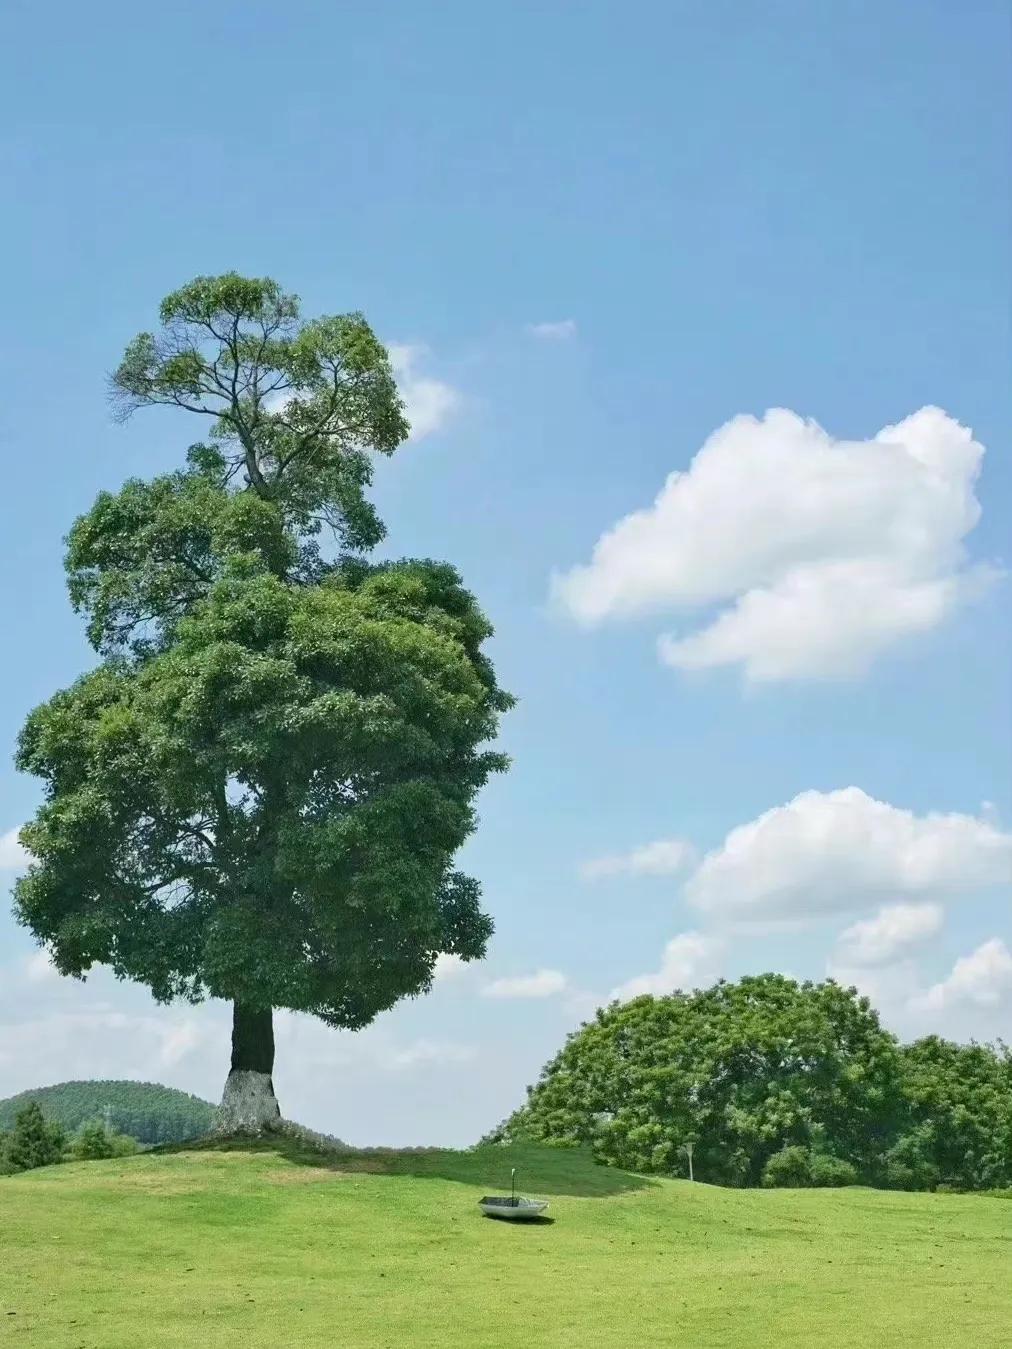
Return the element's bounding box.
[685,1141,694,1182]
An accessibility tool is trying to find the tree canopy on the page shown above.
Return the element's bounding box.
[486,975,1012,1191]
[891,1036,1012,1191]
[13,274,512,1127]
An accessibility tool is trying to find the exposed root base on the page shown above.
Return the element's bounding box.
[214,1069,282,1135]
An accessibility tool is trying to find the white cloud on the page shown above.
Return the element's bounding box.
[836,903,944,966]
[825,956,923,1017]
[481,969,568,1000]
[552,407,994,681]
[0,826,29,872]
[158,1020,206,1068]
[581,838,696,880]
[274,1012,476,1077]
[686,788,1012,923]
[915,939,1012,1011]
[23,949,57,984]
[527,319,577,340]
[564,989,602,1020]
[658,560,992,683]
[265,344,460,444]
[386,343,460,441]
[0,1007,213,1083]
[611,931,723,1002]
[432,953,469,983]
[386,1039,476,1070]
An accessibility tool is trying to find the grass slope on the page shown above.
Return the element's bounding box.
[1,1138,1008,1348]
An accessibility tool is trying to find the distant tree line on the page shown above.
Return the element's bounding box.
[0,1080,214,1146]
[484,975,1012,1192]
[0,1102,140,1174]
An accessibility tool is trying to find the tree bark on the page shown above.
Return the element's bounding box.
[215,1003,282,1133]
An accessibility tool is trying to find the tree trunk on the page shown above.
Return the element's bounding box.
[215,1003,282,1133]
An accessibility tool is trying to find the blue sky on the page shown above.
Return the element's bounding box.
[1,1,1009,1145]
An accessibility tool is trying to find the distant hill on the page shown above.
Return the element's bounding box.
[0,1080,215,1144]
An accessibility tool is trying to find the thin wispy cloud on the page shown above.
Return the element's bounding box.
[581,838,696,880]
[914,938,1012,1012]
[482,969,568,1000]
[526,319,577,340]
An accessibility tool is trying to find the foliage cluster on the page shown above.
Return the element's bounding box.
[486,974,1012,1191]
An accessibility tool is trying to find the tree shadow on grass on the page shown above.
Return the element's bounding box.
[160,1134,656,1199]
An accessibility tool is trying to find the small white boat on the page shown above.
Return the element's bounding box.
[478,1195,549,1220]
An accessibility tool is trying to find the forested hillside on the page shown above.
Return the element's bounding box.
[0,1081,214,1144]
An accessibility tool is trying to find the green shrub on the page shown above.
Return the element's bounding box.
[810,1153,858,1187]
[762,1146,813,1188]
[762,1147,856,1188]
[71,1122,114,1160]
[70,1120,141,1161]
[108,1132,140,1157]
[881,1127,941,1191]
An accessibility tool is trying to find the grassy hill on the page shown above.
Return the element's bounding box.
[0,1138,1008,1347]
[0,1080,215,1144]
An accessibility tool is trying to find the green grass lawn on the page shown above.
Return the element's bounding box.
[1,1138,1008,1347]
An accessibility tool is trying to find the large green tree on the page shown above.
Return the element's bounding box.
[487,975,907,1186]
[14,274,512,1129]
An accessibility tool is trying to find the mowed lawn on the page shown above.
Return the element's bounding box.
[1,1139,1009,1348]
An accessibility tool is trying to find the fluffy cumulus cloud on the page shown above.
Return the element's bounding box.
[552,407,994,681]
[481,969,568,1000]
[686,788,1012,924]
[386,343,460,441]
[581,838,696,880]
[526,319,577,340]
[611,931,723,1002]
[915,939,1012,1012]
[835,903,944,966]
